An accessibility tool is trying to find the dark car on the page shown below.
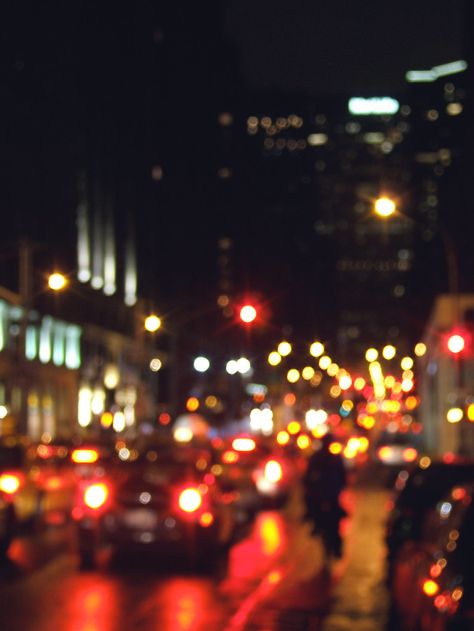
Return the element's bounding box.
[211,436,298,519]
[386,459,474,571]
[390,483,474,631]
[72,442,241,570]
[0,490,16,558]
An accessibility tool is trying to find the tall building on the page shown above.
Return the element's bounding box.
[227,59,469,366]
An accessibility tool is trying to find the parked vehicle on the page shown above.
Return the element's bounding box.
[0,437,76,533]
[386,459,474,572]
[390,482,474,630]
[0,489,16,558]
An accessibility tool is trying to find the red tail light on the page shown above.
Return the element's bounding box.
[83,482,109,509]
[199,512,214,527]
[222,450,239,464]
[0,472,22,494]
[403,447,418,462]
[178,487,202,513]
[72,448,99,464]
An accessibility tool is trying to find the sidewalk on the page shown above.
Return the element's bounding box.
[321,485,392,631]
[234,481,393,631]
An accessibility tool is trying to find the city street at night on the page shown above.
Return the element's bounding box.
[1,1,474,630]
[1,480,393,631]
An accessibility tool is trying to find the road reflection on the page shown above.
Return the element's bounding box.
[65,577,119,631]
[227,512,286,583]
[1,511,291,631]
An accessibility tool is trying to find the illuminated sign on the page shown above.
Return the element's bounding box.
[406,59,467,83]
[348,97,400,116]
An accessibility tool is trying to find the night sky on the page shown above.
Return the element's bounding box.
[0,0,471,352]
[225,0,465,94]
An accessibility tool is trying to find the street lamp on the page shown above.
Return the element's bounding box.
[47,272,68,291]
[374,196,396,218]
[193,356,210,372]
[144,314,161,332]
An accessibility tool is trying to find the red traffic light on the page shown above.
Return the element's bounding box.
[239,304,257,324]
[447,333,465,354]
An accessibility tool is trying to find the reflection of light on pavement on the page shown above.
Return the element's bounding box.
[257,513,285,556]
[224,566,285,631]
[227,511,286,582]
[157,579,214,631]
[267,570,282,584]
[66,577,118,631]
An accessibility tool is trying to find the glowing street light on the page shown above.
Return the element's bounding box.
[278,341,292,357]
[374,196,396,218]
[365,348,378,362]
[193,356,210,373]
[48,272,67,291]
[268,351,282,366]
[382,345,396,360]
[309,341,325,358]
[144,314,161,332]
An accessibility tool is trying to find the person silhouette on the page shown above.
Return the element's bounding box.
[303,433,347,559]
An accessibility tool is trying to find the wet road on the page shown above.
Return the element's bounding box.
[0,485,391,631]
[0,497,330,631]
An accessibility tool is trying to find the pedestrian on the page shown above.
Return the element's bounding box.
[303,433,347,560]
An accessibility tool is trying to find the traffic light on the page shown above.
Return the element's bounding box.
[447,333,465,354]
[445,328,472,357]
[239,304,257,324]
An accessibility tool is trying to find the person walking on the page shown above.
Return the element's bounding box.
[303,433,347,560]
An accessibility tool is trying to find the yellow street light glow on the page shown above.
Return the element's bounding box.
[302,366,315,380]
[382,345,396,360]
[144,314,162,332]
[287,421,301,434]
[268,351,282,366]
[414,342,427,357]
[327,363,339,377]
[48,272,67,291]
[309,341,324,358]
[467,404,474,422]
[339,374,352,390]
[365,348,378,362]
[446,407,463,423]
[374,196,396,218]
[369,361,385,399]
[287,368,300,383]
[330,385,341,398]
[278,341,292,357]
[319,355,331,370]
[401,356,414,370]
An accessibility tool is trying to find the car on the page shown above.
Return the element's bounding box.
[0,437,43,527]
[0,437,76,532]
[386,458,474,573]
[72,441,242,570]
[211,435,297,518]
[0,489,16,559]
[390,482,474,631]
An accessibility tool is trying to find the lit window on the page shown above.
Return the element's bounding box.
[65,325,81,369]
